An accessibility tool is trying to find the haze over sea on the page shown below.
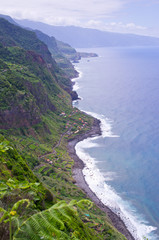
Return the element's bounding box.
[72,47,159,240]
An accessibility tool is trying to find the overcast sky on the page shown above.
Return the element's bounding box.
[0,0,159,37]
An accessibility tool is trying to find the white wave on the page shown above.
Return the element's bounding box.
[74,66,83,78]
[71,67,83,91]
[78,136,100,148]
[72,82,80,91]
[72,67,83,82]
[75,138,157,240]
[82,110,120,138]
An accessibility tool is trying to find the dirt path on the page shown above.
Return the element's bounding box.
[39,127,72,159]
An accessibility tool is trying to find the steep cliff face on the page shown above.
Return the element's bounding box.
[0,18,53,63]
[0,20,71,129]
[0,18,79,96]
[25,80,56,113]
[0,18,71,87]
[0,45,60,129]
[34,30,79,82]
[0,102,41,129]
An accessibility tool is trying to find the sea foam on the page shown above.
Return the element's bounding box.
[75,111,157,240]
[84,110,119,138]
[71,67,83,91]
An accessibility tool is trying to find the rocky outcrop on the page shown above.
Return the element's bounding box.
[0,103,41,129]
[70,90,79,101]
[26,50,46,65]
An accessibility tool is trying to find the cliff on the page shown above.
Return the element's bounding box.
[34,30,79,79]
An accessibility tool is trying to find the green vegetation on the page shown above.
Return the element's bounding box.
[0,199,30,240]
[56,40,79,61]
[34,30,79,79]
[13,200,95,240]
[0,17,127,239]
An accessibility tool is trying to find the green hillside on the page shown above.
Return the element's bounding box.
[34,30,79,79]
[0,18,127,240]
[0,17,78,97]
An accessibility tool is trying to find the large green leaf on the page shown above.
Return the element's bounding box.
[13,200,96,240]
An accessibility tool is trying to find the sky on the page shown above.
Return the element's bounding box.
[0,0,159,37]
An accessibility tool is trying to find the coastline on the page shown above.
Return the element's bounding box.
[67,117,135,240]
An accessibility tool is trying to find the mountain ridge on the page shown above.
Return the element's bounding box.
[15,18,159,48]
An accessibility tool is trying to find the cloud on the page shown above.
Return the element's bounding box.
[125,23,146,30]
[0,0,158,37]
[0,0,125,23]
[84,20,147,34]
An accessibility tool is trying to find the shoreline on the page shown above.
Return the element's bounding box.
[67,117,135,240]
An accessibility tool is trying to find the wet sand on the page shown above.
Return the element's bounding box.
[67,118,135,240]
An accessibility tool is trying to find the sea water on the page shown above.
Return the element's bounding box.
[72,47,159,240]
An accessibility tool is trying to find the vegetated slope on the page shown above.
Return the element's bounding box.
[0,137,56,240]
[0,15,79,79]
[0,18,126,240]
[15,18,159,48]
[27,30,97,78]
[0,17,78,97]
[1,15,97,78]
[0,136,126,240]
[34,29,79,79]
[0,18,80,128]
[0,18,55,64]
[0,14,19,26]
[0,42,69,129]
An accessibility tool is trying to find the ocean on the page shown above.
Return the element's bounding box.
[72,47,159,240]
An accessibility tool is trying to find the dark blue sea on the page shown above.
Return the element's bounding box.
[72,47,159,240]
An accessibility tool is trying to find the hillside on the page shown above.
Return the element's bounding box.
[1,15,98,77]
[15,18,159,48]
[0,14,79,79]
[0,14,19,26]
[34,29,79,79]
[0,18,127,240]
[0,17,79,98]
